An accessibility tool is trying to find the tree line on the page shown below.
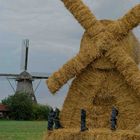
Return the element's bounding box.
[1,93,51,120]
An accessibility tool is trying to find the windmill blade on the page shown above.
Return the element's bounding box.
[118,4,140,33]
[6,78,16,92]
[0,73,19,79]
[61,0,98,33]
[31,72,51,79]
[0,73,18,81]
[20,45,26,71]
[106,46,140,97]
[34,80,42,93]
[20,39,29,71]
[0,73,17,92]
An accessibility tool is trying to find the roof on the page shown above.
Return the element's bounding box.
[0,104,9,112]
[16,71,33,81]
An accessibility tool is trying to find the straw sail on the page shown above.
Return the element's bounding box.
[118,4,140,33]
[61,0,97,31]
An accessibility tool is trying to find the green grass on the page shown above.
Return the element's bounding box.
[0,121,47,140]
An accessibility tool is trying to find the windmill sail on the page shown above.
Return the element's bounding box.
[31,72,50,79]
[20,39,29,71]
[0,73,19,79]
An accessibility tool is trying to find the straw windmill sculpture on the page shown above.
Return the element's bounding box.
[46,0,140,139]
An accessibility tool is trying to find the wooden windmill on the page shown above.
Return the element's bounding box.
[45,0,140,140]
[0,39,49,103]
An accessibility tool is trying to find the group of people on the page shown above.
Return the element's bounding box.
[47,108,63,131]
[48,107,118,131]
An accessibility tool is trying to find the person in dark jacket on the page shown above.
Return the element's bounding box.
[54,108,63,129]
[48,108,55,131]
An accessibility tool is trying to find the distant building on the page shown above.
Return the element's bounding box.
[0,104,9,119]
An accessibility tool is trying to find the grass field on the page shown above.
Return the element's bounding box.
[0,121,47,140]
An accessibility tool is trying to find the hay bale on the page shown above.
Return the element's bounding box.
[44,128,140,140]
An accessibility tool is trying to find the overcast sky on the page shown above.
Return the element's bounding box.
[0,0,139,108]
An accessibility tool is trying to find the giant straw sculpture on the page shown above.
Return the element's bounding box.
[45,0,140,139]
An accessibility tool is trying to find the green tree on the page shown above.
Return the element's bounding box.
[2,93,51,120]
[2,93,33,120]
[32,104,50,120]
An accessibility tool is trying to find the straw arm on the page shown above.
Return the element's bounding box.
[117,4,140,34]
[47,47,100,94]
[61,0,98,32]
[106,46,140,98]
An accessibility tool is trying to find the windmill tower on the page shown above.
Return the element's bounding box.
[15,39,36,102]
[0,39,50,103]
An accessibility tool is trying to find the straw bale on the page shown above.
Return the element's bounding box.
[44,128,140,140]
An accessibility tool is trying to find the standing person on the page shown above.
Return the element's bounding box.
[54,108,63,129]
[48,108,55,131]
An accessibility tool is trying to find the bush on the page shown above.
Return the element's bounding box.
[2,93,51,120]
[2,93,33,120]
[32,104,50,120]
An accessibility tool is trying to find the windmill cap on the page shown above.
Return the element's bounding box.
[16,71,33,81]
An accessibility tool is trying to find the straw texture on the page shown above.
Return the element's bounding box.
[46,1,140,139]
[44,129,140,140]
[118,4,140,34]
[61,0,100,37]
[47,29,140,130]
[134,124,140,133]
[106,46,140,98]
[47,33,101,93]
[61,0,105,39]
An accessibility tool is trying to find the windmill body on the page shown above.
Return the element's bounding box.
[16,71,37,103]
